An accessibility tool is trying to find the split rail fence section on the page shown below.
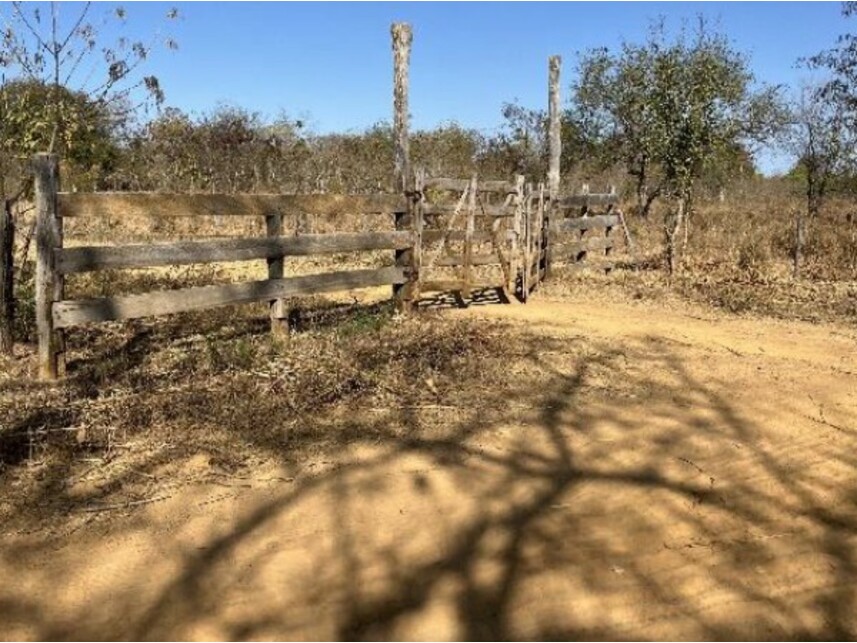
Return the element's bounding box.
[34,153,626,381]
[413,174,623,300]
[33,154,415,380]
[547,189,622,274]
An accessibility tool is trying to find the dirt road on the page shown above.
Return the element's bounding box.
[3,295,857,640]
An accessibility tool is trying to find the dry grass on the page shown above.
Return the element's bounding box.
[0,290,527,530]
[543,181,857,324]
[2,180,856,531]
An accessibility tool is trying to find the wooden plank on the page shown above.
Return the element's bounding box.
[423,203,514,218]
[556,194,619,208]
[424,178,468,192]
[556,215,620,231]
[538,182,551,282]
[463,176,477,298]
[565,261,615,273]
[56,192,408,218]
[57,231,413,274]
[480,179,516,193]
[423,177,515,194]
[422,230,495,244]
[546,237,615,252]
[53,266,407,329]
[434,253,499,267]
[522,183,532,299]
[34,153,65,380]
[411,169,425,302]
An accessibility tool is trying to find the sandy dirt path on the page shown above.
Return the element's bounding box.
[3,295,857,640]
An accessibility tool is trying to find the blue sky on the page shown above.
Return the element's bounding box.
[4,2,851,173]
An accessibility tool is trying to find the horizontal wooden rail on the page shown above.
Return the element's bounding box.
[555,215,619,232]
[57,192,408,218]
[57,231,413,274]
[434,253,500,267]
[565,261,615,273]
[555,194,619,208]
[423,178,515,194]
[53,266,406,328]
[547,237,614,253]
[423,203,514,218]
[422,230,515,243]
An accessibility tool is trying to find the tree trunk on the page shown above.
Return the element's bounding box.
[665,197,686,276]
[635,176,647,217]
[793,207,805,280]
[0,199,14,354]
[681,197,693,254]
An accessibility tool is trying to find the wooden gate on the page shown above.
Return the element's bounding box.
[412,172,549,302]
[521,182,548,301]
[414,173,520,300]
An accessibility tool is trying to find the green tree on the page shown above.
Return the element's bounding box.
[572,19,783,272]
[572,42,663,217]
[809,2,857,120]
[0,1,177,353]
[784,85,855,278]
[1,79,118,189]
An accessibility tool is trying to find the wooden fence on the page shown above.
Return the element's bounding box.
[33,154,418,380]
[547,189,623,274]
[27,26,634,380]
[33,153,631,380]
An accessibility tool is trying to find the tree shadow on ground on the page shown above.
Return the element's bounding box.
[2,308,856,640]
[417,287,511,310]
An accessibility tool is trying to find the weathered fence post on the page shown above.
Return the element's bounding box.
[511,174,525,296]
[266,212,289,339]
[537,182,547,286]
[546,55,562,279]
[462,174,477,299]
[522,182,533,300]
[0,199,14,354]
[412,168,425,303]
[548,55,562,199]
[392,22,415,312]
[605,185,616,265]
[34,153,64,380]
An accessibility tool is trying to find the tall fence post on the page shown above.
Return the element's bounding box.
[548,55,562,200]
[546,55,562,280]
[392,22,415,312]
[34,153,64,380]
[266,212,289,339]
[0,198,14,354]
